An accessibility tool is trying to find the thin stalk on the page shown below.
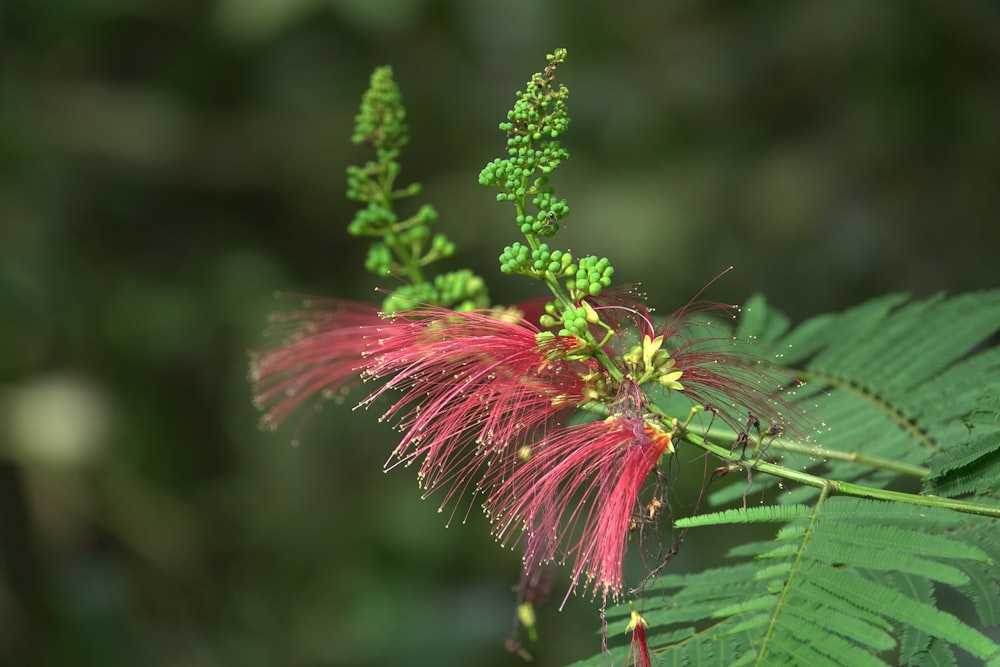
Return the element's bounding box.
[682,430,1000,519]
[685,423,930,479]
[771,438,929,479]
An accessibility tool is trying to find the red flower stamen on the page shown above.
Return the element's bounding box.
[486,382,673,606]
[360,307,587,518]
[250,298,382,428]
[658,299,810,438]
[590,292,809,437]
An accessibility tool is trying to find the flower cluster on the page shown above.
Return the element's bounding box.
[485,379,675,605]
[251,292,797,604]
[360,306,585,517]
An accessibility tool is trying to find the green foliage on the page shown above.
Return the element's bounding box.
[594,497,998,666]
[706,289,1000,506]
[568,290,1000,666]
[346,66,488,312]
[479,49,624,384]
[926,392,1000,498]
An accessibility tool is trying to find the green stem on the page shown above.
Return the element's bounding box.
[682,430,1000,519]
[377,167,426,285]
[515,200,623,383]
[773,439,929,479]
[685,424,930,479]
[755,485,829,666]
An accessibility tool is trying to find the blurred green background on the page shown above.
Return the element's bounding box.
[1,1,998,665]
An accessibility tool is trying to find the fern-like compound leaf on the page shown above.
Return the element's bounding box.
[572,290,1000,667]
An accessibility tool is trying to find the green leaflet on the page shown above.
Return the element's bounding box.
[675,505,813,527]
[926,391,1000,497]
[707,289,1000,506]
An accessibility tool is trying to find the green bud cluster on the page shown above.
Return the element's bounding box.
[351,66,408,161]
[499,242,575,279]
[363,223,454,277]
[380,283,439,315]
[531,190,570,235]
[380,269,490,315]
[571,256,615,298]
[478,48,573,243]
[433,269,490,311]
[479,47,621,377]
[347,66,488,311]
[558,304,596,338]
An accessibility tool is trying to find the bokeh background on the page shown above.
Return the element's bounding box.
[1,1,998,665]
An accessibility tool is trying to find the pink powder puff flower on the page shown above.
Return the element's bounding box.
[589,291,807,437]
[482,291,805,606]
[251,287,805,607]
[251,300,589,519]
[485,381,674,606]
[657,299,805,435]
[360,306,589,518]
[250,297,383,430]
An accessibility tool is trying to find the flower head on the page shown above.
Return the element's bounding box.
[485,381,673,606]
[360,306,587,519]
[589,290,808,437]
[251,286,808,607]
